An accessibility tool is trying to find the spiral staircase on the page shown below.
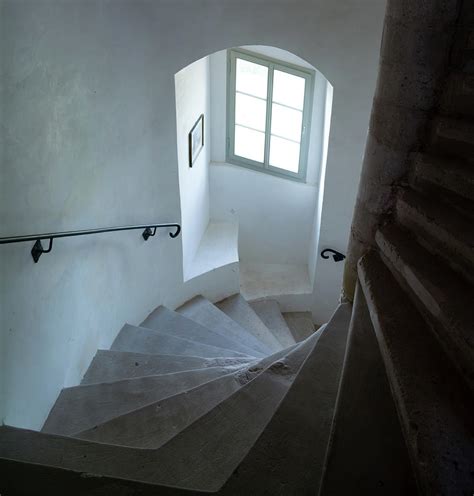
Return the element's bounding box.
[1,2,474,495]
[0,295,353,495]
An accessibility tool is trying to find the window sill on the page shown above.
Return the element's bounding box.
[225,156,307,184]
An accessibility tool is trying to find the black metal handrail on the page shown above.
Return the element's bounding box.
[0,222,181,263]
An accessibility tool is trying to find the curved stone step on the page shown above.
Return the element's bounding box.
[75,342,300,448]
[376,223,474,390]
[431,115,474,160]
[81,350,251,385]
[111,324,257,359]
[249,299,296,348]
[440,72,474,117]
[358,251,474,496]
[220,304,351,496]
[396,187,474,284]
[108,332,318,492]
[216,294,282,352]
[141,305,257,357]
[0,337,316,492]
[410,152,474,202]
[177,295,269,355]
[282,311,316,342]
[319,288,416,496]
[42,367,237,437]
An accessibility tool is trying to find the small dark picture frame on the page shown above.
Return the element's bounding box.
[188,114,204,167]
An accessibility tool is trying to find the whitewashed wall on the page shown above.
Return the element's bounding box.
[0,0,386,429]
[209,46,327,269]
[175,56,211,281]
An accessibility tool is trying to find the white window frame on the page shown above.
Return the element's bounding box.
[226,48,315,182]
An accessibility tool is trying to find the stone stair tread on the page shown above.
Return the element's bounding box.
[81,350,252,385]
[440,72,474,116]
[431,115,474,159]
[216,294,282,352]
[282,311,315,342]
[358,251,474,496]
[376,223,474,388]
[42,367,237,437]
[111,332,318,492]
[411,152,474,201]
[396,187,474,281]
[74,342,299,449]
[219,304,351,496]
[111,324,257,359]
[177,295,269,355]
[0,336,315,491]
[319,290,416,496]
[140,305,257,357]
[249,299,296,348]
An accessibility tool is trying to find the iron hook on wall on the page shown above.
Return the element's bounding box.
[321,248,346,262]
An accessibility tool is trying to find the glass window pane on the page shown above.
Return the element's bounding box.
[273,70,306,110]
[269,135,300,173]
[235,125,265,163]
[235,92,267,132]
[236,58,268,99]
[271,103,303,142]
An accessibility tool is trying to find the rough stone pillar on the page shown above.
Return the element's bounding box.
[343,0,461,300]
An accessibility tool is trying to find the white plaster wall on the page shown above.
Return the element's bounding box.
[308,83,334,287]
[210,164,317,265]
[0,0,386,429]
[209,46,326,267]
[175,56,211,281]
[0,0,4,422]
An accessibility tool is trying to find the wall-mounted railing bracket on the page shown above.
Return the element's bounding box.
[142,227,157,241]
[31,238,53,263]
[321,248,346,262]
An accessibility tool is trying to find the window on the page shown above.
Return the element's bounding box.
[226,49,314,181]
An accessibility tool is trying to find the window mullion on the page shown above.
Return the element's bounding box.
[263,65,274,168]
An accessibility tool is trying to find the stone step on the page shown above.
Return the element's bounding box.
[451,27,474,74]
[109,332,318,492]
[249,299,296,348]
[396,187,474,284]
[219,304,351,496]
[42,367,237,437]
[216,294,282,352]
[440,72,474,116]
[282,311,316,342]
[319,287,416,496]
[410,152,474,202]
[81,350,252,385]
[376,223,474,390]
[140,305,257,357]
[111,324,257,359]
[0,426,199,493]
[431,116,474,160]
[177,295,269,356]
[75,342,299,449]
[358,251,474,496]
[0,336,316,492]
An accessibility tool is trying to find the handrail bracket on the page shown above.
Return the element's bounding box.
[142,227,157,241]
[32,238,54,263]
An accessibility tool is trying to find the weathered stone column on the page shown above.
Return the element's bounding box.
[343,0,461,300]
